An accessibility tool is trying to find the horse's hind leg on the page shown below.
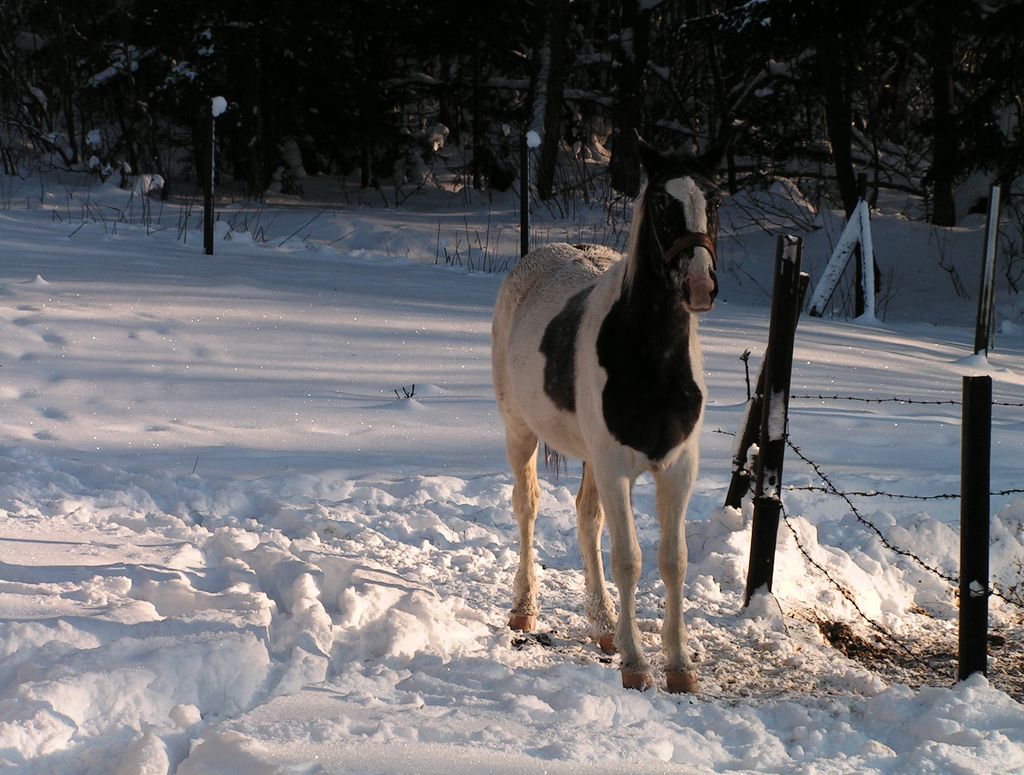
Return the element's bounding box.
[504,422,542,632]
[576,462,617,653]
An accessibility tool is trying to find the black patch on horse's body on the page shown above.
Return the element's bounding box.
[590,157,718,461]
[540,285,595,412]
[597,244,703,461]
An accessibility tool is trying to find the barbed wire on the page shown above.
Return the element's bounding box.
[783,438,961,585]
[790,393,1024,408]
[779,501,932,669]
[716,415,1024,609]
[786,484,958,501]
[791,393,959,406]
[785,484,1024,501]
[785,437,1024,610]
[716,428,1024,501]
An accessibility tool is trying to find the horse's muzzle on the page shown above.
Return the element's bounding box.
[683,270,718,313]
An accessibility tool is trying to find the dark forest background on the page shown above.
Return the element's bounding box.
[1,0,1021,225]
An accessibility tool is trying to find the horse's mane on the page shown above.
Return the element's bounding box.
[621,183,650,297]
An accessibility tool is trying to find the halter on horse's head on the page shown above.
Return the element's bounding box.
[636,143,721,313]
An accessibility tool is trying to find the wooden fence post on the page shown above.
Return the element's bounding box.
[725,272,809,511]
[203,97,215,256]
[958,374,991,680]
[973,185,1002,355]
[743,235,803,606]
[724,358,767,511]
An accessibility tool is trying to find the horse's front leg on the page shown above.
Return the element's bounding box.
[654,448,700,693]
[592,465,651,690]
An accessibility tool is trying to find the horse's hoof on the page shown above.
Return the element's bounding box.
[598,633,617,655]
[508,613,536,632]
[621,668,655,692]
[666,670,700,694]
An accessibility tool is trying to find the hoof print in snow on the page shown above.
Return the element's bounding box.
[511,631,554,650]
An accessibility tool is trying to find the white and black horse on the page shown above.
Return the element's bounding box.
[491,142,720,693]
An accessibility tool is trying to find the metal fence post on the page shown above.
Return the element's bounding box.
[743,235,803,606]
[203,97,215,256]
[958,374,991,680]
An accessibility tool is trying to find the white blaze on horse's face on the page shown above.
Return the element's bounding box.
[664,175,717,313]
[664,176,707,231]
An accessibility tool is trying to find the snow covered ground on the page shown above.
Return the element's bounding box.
[1,172,1022,773]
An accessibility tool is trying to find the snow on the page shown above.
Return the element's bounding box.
[526,130,542,149]
[128,173,165,195]
[87,47,146,88]
[211,97,227,118]
[0,171,1022,773]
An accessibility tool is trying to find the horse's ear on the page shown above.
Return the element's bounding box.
[637,134,667,176]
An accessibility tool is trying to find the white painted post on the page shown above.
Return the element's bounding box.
[974,185,1002,355]
[808,209,862,316]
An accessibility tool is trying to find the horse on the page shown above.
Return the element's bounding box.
[490,141,720,693]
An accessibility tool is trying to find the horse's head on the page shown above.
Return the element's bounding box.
[638,142,720,314]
